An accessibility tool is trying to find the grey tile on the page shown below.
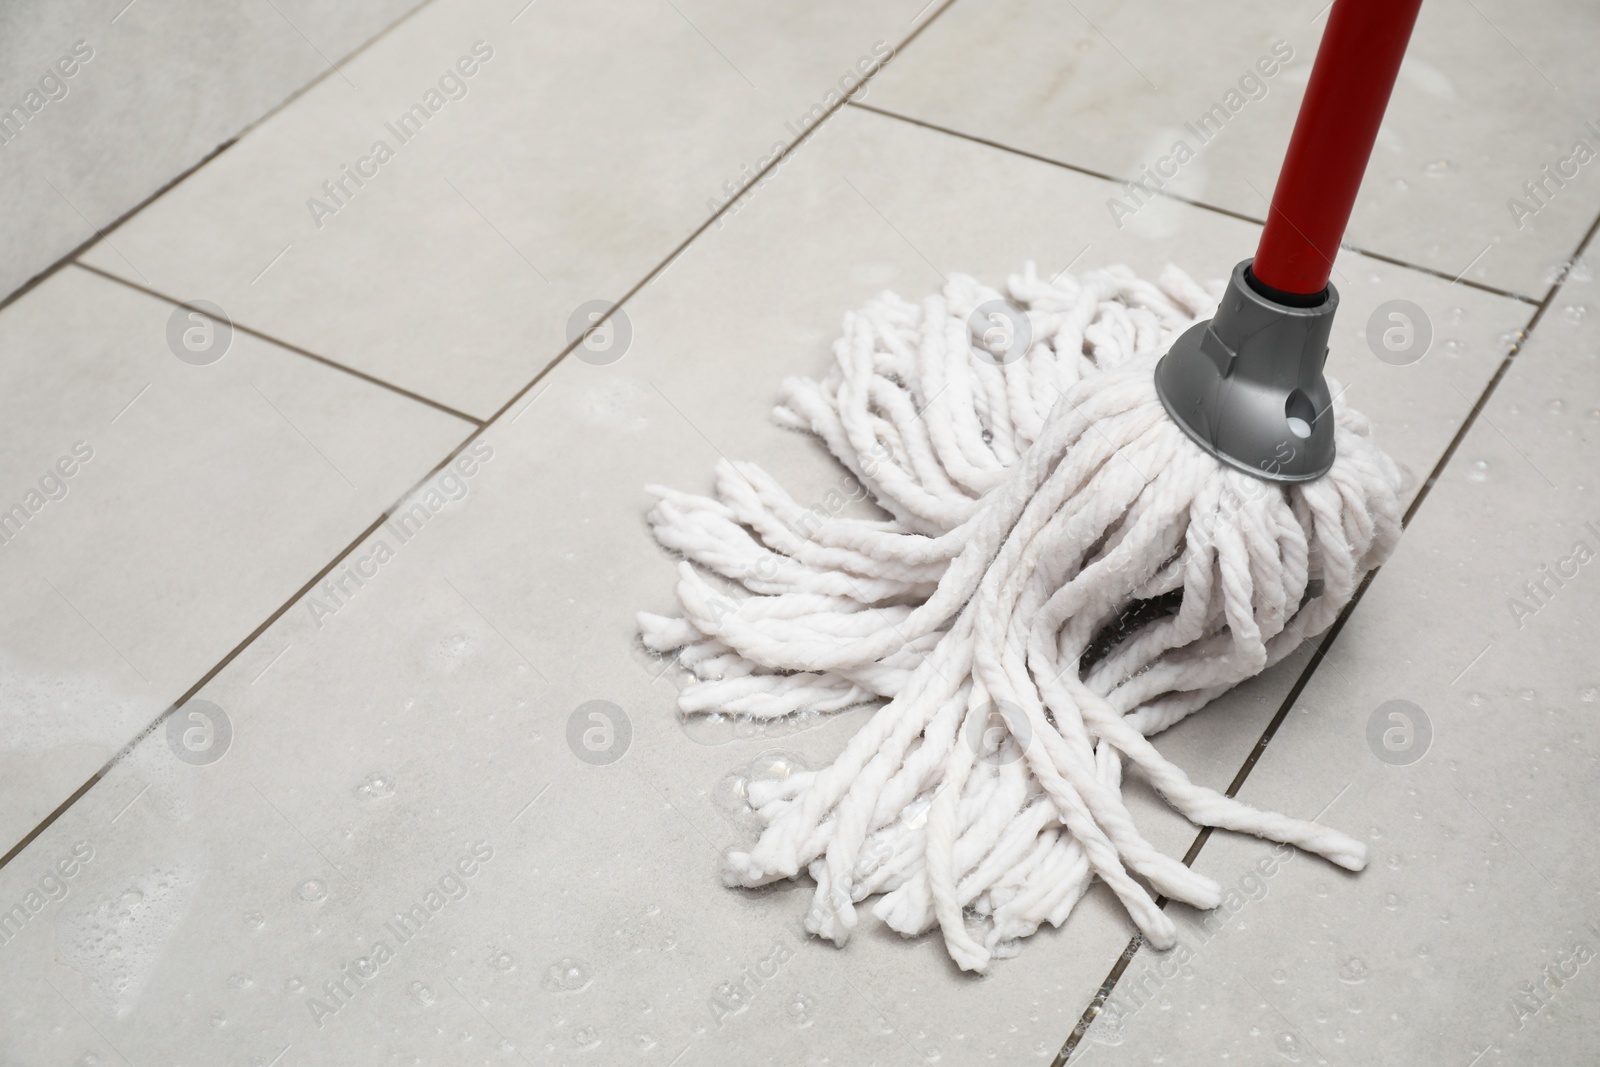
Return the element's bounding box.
[0,0,421,300]
[1093,247,1600,1063]
[78,0,935,419]
[0,101,1548,1065]
[0,265,471,858]
[866,0,1600,300]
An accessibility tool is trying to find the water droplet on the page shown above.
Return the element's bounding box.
[357,773,395,799]
[409,980,436,1006]
[1424,159,1456,175]
[636,1033,656,1051]
[788,992,816,1027]
[1582,687,1599,703]
[210,1012,226,1028]
[488,948,516,972]
[1271,968,1287,983]
[712,773,753,816]
[245,910,265,929]
[294,879,328,903]
[1469,691,1485,707]
[1520,688,1536,702]
[749,750,807,782]
[228,973,252,989]
[1276,1031,1300,1059]
[545,958,590,993]
[1394,178,1409,191]
[1337,957,1370,984]
[1384,892,1400,910]
[1564,304,1588,323]
[1546,261,1573,284]
[285,977,303,993]
[574,1026,600,1049]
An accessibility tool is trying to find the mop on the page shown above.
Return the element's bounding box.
[639,0,1424,970]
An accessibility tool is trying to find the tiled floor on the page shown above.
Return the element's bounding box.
[2,2,1596,1065]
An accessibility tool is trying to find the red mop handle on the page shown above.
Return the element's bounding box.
[1251,0,1425,297]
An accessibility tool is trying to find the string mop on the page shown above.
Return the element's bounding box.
[637,0,1425,970]
[639,263,1400,970]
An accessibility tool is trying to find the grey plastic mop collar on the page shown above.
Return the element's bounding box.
[1153,259,1337,483]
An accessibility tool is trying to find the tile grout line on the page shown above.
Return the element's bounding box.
[71,261,484,426]
[0,0,444,317]
[1052,204,1600,1066]
[846,99,1541,307]
[0,0,972,873]
[1351,245,1538,307]
[1,137,238,318]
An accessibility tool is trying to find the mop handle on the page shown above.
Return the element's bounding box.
[1251,0,1426,298]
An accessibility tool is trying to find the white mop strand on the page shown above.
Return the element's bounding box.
[638,263,1403,971]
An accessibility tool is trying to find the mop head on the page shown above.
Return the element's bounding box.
[638,263,1402,971]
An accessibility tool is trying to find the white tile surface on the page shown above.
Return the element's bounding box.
[865,0,1600,300]
[0,95,1562,1065]
[79,0,937,418]
[0,0,421,300]
[1086,254,1600,1062]
[0,265,471,859]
